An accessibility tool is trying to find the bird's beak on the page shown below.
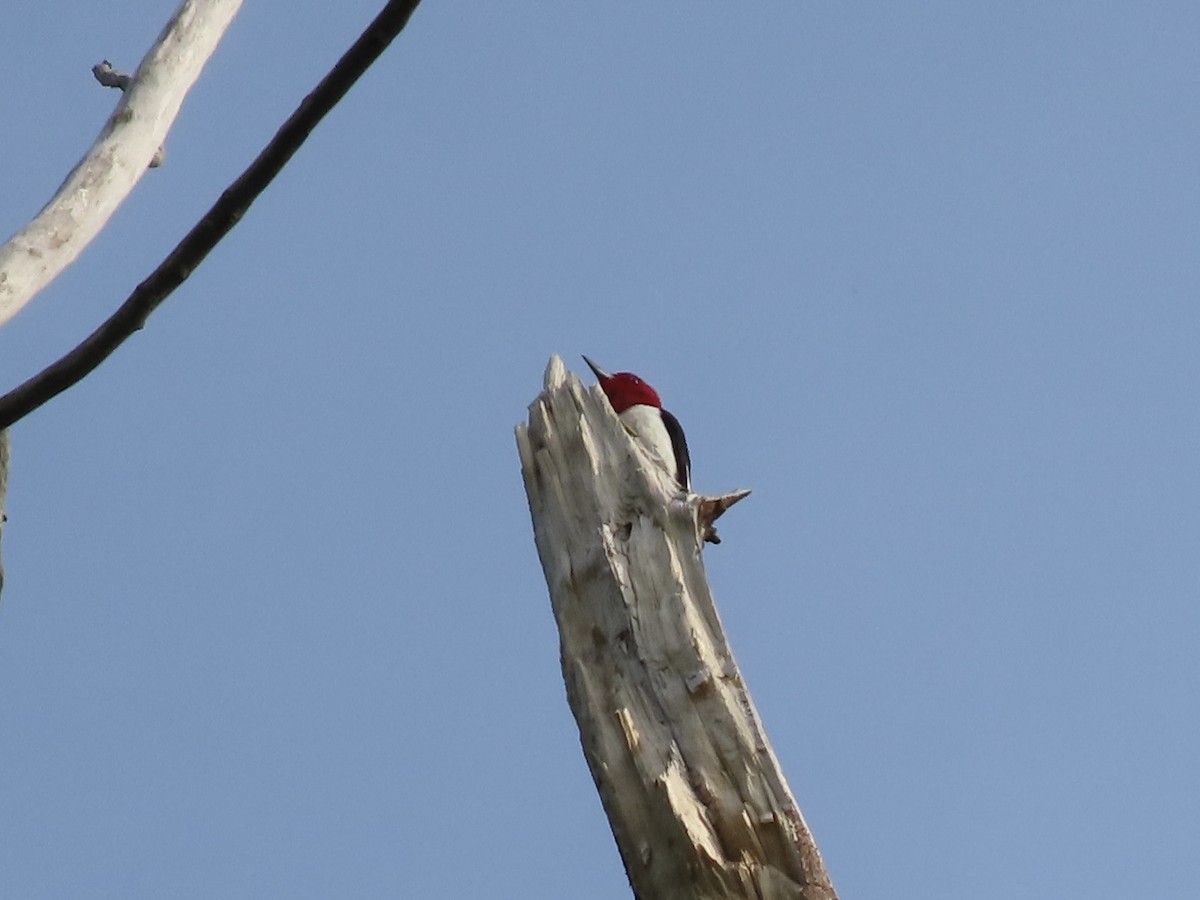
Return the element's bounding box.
[582,355,611,381]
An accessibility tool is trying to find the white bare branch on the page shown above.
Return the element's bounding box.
[92,61,166,167]
[0,0,242,328]
[516,356,837,900]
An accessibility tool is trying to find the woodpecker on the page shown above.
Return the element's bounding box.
[583,356,692,492]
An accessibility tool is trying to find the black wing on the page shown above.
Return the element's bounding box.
[660,408,692,492]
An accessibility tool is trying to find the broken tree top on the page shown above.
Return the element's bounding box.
[523,355,749,545]
[515,355,836,900]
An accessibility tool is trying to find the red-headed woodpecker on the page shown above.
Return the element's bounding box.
[583,356,692,492]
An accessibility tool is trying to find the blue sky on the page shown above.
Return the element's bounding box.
[2,2,1199,897]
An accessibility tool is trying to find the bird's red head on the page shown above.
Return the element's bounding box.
[583,356,662,414]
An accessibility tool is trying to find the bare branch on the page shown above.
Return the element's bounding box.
[700,488,752,544]
[92,61,164,166]
[0,0,243,328]
[0,0,424,430]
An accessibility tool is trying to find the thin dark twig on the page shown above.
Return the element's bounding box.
[0,0,423,430]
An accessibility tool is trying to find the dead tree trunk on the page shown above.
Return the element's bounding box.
[515,356,837,900]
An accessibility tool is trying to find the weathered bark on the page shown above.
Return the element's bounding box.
[516,356,837,900]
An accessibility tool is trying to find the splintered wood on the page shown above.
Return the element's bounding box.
[516,356,836,900]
